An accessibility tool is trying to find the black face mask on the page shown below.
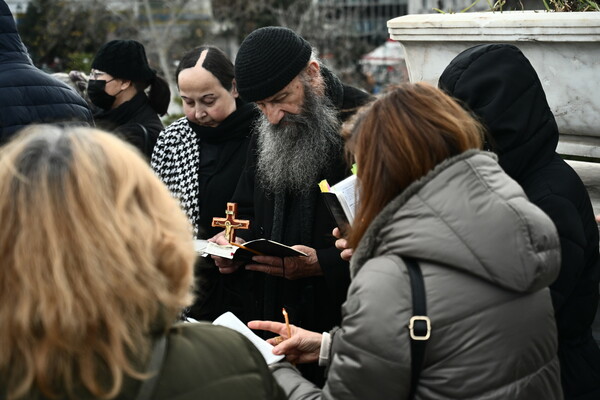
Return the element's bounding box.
[87,79,117,110]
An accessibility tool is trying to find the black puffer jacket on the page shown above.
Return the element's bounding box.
[439,43,600,400]
[0,1,93,144]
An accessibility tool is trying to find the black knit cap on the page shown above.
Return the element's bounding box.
[91,39,155,82]
[235,27,311,102]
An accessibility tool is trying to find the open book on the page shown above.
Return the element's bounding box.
[319,173,358,234]
[195,238,307,261]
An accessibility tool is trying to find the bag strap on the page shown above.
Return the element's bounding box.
[401,256,430,400]
[134,335,168,400]
[136,123,150,157]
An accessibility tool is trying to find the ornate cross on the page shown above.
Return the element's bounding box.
[211,202,250,243]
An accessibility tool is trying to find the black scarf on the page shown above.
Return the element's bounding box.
[188,99,257,144]
[94,92,149,129]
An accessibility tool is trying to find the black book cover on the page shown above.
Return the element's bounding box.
[236,239,307,260]
[202,239,307,262]
[322,192,351,236]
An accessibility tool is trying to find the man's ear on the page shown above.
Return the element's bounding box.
[231,78,239,98]
[306,60,325,95]
[306,60,320,79]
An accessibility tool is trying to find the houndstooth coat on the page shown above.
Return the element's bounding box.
[151,102,258,240]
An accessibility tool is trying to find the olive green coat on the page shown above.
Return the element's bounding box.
[5,323,286,400]
[123,322,287,400]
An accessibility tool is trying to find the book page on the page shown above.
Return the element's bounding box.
[331,174,358,223]
[213,312,284,365]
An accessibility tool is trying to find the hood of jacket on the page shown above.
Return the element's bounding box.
[438,44,558,181]
[350,150,560,294]
[0,1,33,66]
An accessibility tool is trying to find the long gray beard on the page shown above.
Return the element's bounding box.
[256,83,343,195]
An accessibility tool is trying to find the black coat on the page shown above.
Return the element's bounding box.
[233,134,351,329]
[152,101,259,321]
[232,70,371,386]
[0,2,93,144]
[439,43,600,400]
[231,70,372,335]
[94,92,163,158]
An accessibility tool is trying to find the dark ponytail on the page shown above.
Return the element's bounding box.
[146,75,171,116]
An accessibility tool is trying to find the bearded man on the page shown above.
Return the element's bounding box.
[212,27,372,382]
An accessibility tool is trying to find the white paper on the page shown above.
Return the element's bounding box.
[213,312,284,365]
[202,242,237,259]
[193,239,208,254]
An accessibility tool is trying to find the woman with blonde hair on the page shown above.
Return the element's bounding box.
[250,83,563,399]
[0,125,285,399]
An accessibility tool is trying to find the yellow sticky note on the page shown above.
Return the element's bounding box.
[318,179,330,192]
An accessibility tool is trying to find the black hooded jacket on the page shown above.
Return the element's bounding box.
[439,43,600,399]
[0,1,93,143]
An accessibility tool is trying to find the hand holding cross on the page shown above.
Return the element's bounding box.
[211,202,250,243]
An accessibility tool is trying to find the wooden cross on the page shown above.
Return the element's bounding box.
[211,202,250,243]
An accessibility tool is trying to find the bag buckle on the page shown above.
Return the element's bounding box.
[409,316,431,341]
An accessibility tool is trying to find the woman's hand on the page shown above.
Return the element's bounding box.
[333,227,353,261]
[248,320,323,364]
[210,231,245,274]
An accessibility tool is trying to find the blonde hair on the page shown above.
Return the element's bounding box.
[0,126,195,399]
[345,82,485,248]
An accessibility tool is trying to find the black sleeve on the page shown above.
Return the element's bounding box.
[231,134,259,242]
[536,194,587,312]
[317,246,351,311]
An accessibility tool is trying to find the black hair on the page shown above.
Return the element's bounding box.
[132,76,171,116]
[175,46,234,91]
[141,75,170,116]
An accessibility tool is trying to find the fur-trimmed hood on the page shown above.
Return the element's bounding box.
[351,150,560,293]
